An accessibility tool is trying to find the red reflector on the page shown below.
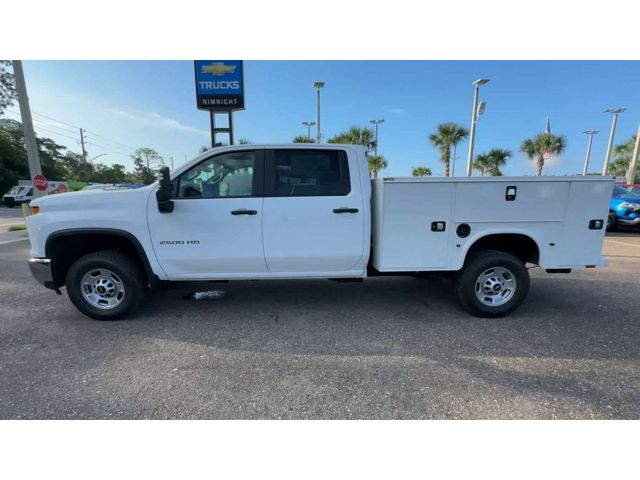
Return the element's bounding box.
[585,265,596,269]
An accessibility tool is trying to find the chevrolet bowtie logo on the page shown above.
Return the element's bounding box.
[201,62,236,76]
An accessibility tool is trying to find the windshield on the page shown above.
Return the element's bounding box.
[7,186,26,195]
[613,186,640,198]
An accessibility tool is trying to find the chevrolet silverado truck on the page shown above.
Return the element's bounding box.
[26,144,613,320]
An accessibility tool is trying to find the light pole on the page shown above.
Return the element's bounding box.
[369,119,384,155]
[627,122,640,185]
[89,153,108,162]
[302,121,316,141]
[313,81,325,143]
[602,108,626,175]
[466,78,490,176]
[582,130,599,175]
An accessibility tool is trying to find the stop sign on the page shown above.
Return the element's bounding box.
[33,174,48,191]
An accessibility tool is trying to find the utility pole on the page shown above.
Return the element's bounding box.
[171,156,174,170]
[582,130,599,175]
[79,128,88,181]
[369,119,384,155]
[12,60,45,198]
[627,122,640,185]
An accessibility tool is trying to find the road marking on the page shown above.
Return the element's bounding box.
[0,237,29,246]
[604,239,640,249]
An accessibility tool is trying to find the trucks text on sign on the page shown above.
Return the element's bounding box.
[194,60,245,111]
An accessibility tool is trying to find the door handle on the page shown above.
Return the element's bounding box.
[230,209,257,215]
[333,208,359,214]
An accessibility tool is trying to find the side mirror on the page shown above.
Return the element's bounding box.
[156,166,174,213]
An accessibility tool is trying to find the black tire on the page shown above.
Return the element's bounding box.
[606,211,617,232]
[65,250,145,320]
[453,250,530,318]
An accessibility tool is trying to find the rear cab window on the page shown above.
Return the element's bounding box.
[269,149,350,197]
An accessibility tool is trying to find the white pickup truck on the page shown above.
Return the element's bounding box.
[26,144,613,320]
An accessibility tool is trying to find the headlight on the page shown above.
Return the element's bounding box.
[618,202,640,210]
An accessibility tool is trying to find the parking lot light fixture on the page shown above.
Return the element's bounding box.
[582,131,599,175]
[302,121,316,140]
[466,78,490,176]
[369,119,384,155]
[313,82,325,143]
[603,108,626,175]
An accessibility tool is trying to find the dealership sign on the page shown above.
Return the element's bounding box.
[194,60,244,111]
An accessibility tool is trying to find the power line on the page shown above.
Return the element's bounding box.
[84,141,131,157]
[84,129,136,151]
[7,108,136,153]
[83,136,133,155]
[32,125,82,143]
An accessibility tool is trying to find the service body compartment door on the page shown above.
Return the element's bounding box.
[262,148,366,273]
[373,181,454,271]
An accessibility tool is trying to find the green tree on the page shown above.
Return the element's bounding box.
[520,133,566,176]
[608,135,639,180]
[131,147,163,184]
[93,163,128,184]
[238,138,252,144]
[474,148,511,176]
[367,154,388,179]
[293,135,315,143]
[412,166,432,177]
[0,61,16,115]
[328,126,376,152]
[429,122,468,177]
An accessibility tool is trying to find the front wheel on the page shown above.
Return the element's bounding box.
[606,211,617,232]
[454,250,530,318]
[66,250,146,320]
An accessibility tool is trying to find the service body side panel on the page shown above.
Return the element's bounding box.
[371,176,613,272]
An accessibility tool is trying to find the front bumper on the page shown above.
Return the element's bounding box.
[617,217,640,226]
[28,258,56,289]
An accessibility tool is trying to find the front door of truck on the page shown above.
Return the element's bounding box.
[147,149,267,279]
[261,148,366,273]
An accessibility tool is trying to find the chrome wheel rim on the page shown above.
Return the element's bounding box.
[81,268,125,309]
[474,266,516,307]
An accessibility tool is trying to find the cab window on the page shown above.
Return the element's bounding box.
[272,149,350,197]
[177,151,256,198]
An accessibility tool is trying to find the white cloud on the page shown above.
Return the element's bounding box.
[105,107,209,137]
[389,108,406,115]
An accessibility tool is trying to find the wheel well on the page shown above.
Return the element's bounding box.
[466,233,540,265]
[46,231,151,288]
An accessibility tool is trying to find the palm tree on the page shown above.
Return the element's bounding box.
[475,148,512,176]
[292,135,315,143]
[238,138,252,144]
[473,153,490,176]
[328,126,376,152]
[520,133,566,176]
[367,154,388,179]
[429,123,468,176]
[412,166,432,177]
[608,135,639,178]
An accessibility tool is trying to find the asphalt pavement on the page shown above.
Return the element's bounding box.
[0,233,639,419]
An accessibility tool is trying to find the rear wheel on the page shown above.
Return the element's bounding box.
[454,250,529,318]
[66,250,145,320]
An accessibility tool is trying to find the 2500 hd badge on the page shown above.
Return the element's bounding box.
[159,240,200,245]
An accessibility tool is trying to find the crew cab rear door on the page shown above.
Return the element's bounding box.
[261,147,366,273]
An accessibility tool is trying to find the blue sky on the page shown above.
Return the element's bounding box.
[4,60,640,177]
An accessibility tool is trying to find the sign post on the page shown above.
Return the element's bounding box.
[194,60,245,147]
